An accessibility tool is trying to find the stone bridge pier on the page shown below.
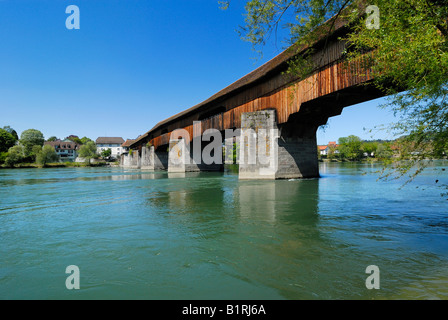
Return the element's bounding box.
[140,146,168,170]
[121,146,168,170]
[238,108,338,180]
[167,134,223,173]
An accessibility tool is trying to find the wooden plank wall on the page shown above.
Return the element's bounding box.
[145,44,373,150]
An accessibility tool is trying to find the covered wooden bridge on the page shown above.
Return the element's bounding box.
[124,10,384,179]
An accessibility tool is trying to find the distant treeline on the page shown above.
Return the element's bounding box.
[0,126,103,168]
[319,135,447,161]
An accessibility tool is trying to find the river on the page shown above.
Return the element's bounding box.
[1,162,447,299]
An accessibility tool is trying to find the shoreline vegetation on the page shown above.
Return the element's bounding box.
[0,127,120,169]
[1,126,447,171]
[0,161,114,169]
[2,158,445,168]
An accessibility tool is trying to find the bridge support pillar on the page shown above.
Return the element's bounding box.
[168,138,223,173]
[140,146,168,170]
[120,150,141,169]
[238,109,319,180]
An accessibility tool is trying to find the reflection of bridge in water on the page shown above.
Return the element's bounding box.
[143,174,322,298]
[122,6,383,179]
[144,175,319,227]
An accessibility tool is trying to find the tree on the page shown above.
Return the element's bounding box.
[0,152,8,165]
[224,0,448,182]
[72,137,83,145]
[78,141,97,164]
[362,141,378,157]
[327,144,338,160]
[0,129,17,153]
[36,145,60,166]
[376,142,393,160]
[4,145,25,167]
[2,126,19,141]
[67,135,83,145]
[80,137,93,145]
[47,136,58,142]
[338,135,363,160]
[31,145,43,162]
[101,148,112,158]
[20,129,45,156]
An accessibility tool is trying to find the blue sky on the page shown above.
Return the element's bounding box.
[0,0,397,145]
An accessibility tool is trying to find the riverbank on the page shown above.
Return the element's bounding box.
[0,161,113,169]
[319,158,382,162]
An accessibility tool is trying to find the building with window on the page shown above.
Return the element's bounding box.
[95,137,125,159]
[318,141,340,156]
[44,139,80,161]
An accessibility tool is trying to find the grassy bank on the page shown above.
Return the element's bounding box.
[0,161,111,169]
[319,158,381,163]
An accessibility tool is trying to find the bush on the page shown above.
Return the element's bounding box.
[0,129,17,153]
[20,129,44,156]
[36,145,60,167]
[4,145,25,167]
[0,152,8,165]
[78,141,97,164]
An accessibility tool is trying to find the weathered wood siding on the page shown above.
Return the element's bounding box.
[139,39,374,150]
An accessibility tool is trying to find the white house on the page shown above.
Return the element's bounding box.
[96,137,125,159]
[318,141,340,156]
[44,139,79,161]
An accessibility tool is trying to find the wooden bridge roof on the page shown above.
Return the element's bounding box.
[131,3,364,148]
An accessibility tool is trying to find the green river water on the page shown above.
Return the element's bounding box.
[1,162,447,299]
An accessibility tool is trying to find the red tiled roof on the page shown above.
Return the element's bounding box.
[44,140,79,150]
[121,139,136,147]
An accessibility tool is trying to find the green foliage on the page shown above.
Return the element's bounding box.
[328,144,339,160]
[36,145,60,167]
[101,148,112,158]
[347,0,448,181]
[0,152,8,165]
[0,129,17,153]
[232,142,239,163]
[235,0,350,53]
[233,0,448,184]
[80,137,93,145]
[31,145,43,161]
[20,129,45,156]
[375,142,393,160]
[67,136,83,145]
[338,135,363,160]
[47,136,58,142]
[78,141,97,163]
[2,126,19,141]
[361,141,378,157]
[4,145,25,167]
